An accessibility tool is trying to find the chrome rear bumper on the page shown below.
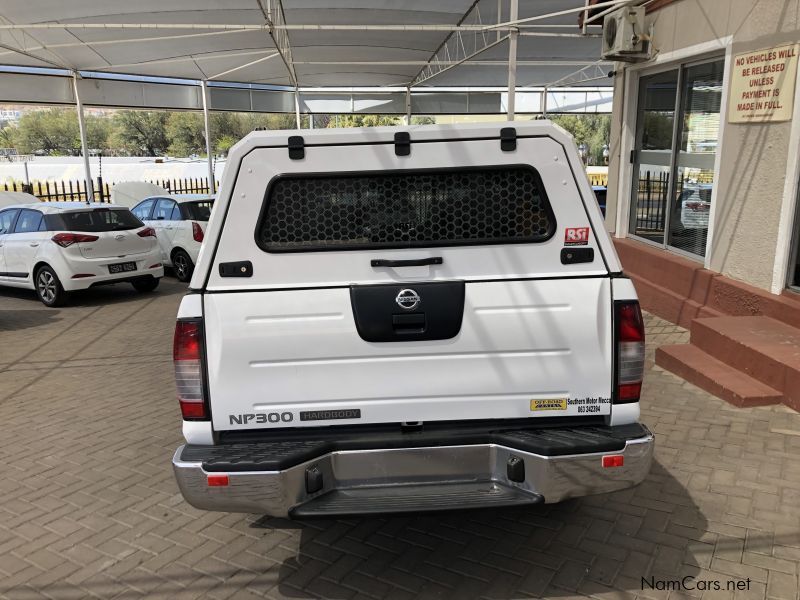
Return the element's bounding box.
[172,427,653,517]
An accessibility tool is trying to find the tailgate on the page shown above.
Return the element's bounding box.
[205,278,612,431]
[202,134,613,431]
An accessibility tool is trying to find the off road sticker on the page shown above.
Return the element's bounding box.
[530,398,568,411]
[564,227,590,246]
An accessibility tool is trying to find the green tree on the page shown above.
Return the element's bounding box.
[0,123,17,148]
[166,111,205,156]
[328,114,400,128]
[14,109,77,155]
[112,110,169,156]
[548,114,610,165]
[10,108,109,156]
[410,116,436,125]
[240,112,297,132]
[85,114,111,153]
[210,112,246,155]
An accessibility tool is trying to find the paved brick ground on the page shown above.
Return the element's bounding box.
[1,280,799,600]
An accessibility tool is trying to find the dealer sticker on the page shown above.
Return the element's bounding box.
[564,227,590,246]
[530,398,568,411]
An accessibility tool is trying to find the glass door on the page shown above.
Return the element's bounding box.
[629,69,679,245]
[668,60,724,257]
[628,58,724,259]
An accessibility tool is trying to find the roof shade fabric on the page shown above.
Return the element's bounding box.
[0,0,610,89]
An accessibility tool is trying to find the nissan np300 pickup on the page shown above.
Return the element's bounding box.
[171,122,653,518]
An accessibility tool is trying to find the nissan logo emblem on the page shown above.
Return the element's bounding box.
[395,289,420,310]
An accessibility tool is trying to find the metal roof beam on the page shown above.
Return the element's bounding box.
[410,0,506,87]
[483,0,630,30]
[0,29,254,55]
[207,52,280,80]
[82,49,281,73]
[525,60,612,88]
[257,0,297,86]
[0,40,70,70]
[0,23,599,32]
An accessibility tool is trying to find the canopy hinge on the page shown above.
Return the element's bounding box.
[500,127,517,151]
[394,131,411,156]
[288,135,305,160]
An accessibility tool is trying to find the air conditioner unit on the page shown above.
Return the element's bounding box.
[601,6,650,62]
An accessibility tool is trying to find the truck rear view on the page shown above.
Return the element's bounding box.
[172,122,653,518]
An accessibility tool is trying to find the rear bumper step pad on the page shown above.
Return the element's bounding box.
[173,423,654,517]
[182,422,649,472]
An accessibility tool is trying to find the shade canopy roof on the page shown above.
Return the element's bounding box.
[0,0,613,89]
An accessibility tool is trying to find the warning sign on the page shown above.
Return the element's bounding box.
[728,43,798,123]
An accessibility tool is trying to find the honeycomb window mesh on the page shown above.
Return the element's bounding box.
[257,166,555,252]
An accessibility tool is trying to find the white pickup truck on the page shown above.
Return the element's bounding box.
[171,122,653,518]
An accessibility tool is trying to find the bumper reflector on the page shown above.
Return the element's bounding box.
[602,455,624,468]
[207,474,229,487]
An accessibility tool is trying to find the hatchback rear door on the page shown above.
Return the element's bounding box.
[52,207,156,258]
[202,131,615,432]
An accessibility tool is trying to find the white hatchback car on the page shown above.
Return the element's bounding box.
[131,194,214,282]
[0,202,164,307]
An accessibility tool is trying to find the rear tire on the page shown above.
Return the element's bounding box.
[172,249,194,283]
[132,276,160,293]
[35,265,68,307]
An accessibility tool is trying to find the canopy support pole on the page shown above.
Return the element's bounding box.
[506,0,518,121]
[72,72,94,203]
[404,87,411,125]
[542,85,548,117]
[294,88,301,128]
[496,0,503,41]
[201,80,215,194]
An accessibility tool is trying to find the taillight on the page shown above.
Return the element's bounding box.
[51,232,99,247]
[138,227,156,238]
[615,301,645,403]
[173,320,208,420]
[192,222,204,243]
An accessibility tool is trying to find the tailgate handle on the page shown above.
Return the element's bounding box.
[371,257,442,268]
[392,313,426,333]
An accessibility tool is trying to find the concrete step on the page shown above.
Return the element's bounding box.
[655,343,783,408]
[690,316,800,411]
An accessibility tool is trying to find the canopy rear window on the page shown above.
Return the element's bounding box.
[256,166,555,252]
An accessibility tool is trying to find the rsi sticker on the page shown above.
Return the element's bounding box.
[530,398,567,411]
[564,227,590,246]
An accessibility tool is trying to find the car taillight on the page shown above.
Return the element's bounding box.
[173,319,208,420]
[192,221,204,243]
[138,227,156,238]
[51,232,99,247]
[615,301,645,403]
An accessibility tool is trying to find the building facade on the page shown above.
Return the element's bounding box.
[605,0,800,325]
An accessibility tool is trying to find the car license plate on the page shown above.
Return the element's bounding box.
[108,261,137,274]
